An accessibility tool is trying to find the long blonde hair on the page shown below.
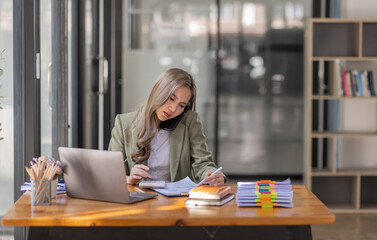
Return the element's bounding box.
[131,68,197,163]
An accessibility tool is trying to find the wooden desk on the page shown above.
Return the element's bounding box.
[2,185,335,240]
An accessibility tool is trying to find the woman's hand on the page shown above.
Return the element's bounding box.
[127,164,152,185]
[203,170,225,186]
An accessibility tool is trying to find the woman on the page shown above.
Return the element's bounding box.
[109,68,225,186]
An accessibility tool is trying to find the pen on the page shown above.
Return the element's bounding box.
[134,186,145,193]
[197,166,223,186]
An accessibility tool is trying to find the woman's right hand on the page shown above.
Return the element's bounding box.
[127,164,152,185]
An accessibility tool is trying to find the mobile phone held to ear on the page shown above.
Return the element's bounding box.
[159,105,190,131]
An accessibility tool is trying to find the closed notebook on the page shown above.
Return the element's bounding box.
[185,193,234,207]
[189,185,231,200]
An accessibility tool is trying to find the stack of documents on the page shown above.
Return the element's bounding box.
[236,179,293,208]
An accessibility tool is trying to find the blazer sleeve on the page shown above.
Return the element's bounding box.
[188,112,227,182]
[108,114,130,174]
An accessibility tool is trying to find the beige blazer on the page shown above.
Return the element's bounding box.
[108,110,224,182]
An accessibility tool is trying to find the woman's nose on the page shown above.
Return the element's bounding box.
[169,103,178,113]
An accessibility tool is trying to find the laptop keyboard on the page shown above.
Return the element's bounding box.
[129,191,156,201]
[130,191,147,197]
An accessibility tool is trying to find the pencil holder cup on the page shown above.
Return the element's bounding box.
[31,179,52,205]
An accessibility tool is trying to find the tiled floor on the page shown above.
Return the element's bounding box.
[312,214,377,240]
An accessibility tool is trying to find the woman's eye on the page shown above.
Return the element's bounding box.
[180,105,185,108]
[169,97,174,101]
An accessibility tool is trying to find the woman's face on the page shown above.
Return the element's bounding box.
[155,86,192,125]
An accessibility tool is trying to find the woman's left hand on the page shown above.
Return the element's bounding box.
[203,170,225,186]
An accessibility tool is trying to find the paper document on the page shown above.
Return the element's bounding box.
[236,178,294,208]
[151,176,197,197]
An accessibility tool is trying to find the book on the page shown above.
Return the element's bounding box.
[189,185,231,200]
[340,69,376,98]
[361,70,370,97]
[342,70,348,96]
[185,193,235,207]
[345,70,352,97]
[368,71,376,96]
[355,70,363,96]
[350,70,358,96]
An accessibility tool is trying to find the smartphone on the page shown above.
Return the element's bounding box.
[159,105,190,131]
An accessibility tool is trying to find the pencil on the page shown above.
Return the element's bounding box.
[197,166,223,186]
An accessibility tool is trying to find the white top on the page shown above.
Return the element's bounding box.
[148,129,171,182]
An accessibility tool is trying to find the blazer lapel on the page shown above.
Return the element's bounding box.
[129,126,148,167]
[169,123,185,181]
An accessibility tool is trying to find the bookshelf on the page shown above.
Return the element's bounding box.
[304,19,377,213]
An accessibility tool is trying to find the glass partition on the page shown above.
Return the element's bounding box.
[0,0,14,216]
[40,0,53,157]
[218,0,309,175]
[122,0,218,151]
[122,0,309,177]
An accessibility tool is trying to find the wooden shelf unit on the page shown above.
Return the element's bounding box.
[304,18,377,213]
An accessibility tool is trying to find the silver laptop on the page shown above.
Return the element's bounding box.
[58,147,157,204]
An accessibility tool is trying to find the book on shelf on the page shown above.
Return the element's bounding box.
[185,193,235,207]
[188,185,231,200]
[368,71,376,96]
[340,70,375,97]
[350,70,359,96]
[342,70,350,97]
[356,70,363,96]
[346,70,353,96]
[361,70,370,97]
